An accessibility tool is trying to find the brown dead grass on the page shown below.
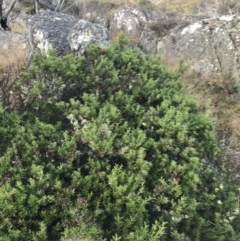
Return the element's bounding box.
[83,0,202,13]
[160,56,240,142]
[93,0,205,12]
[184,70,240,139]
[10,23,29,34]
[181,66,240,185]
[156,0,201,12]
[0,42,28,107]
[0,44,28,75]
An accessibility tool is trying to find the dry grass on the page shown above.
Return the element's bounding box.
[184,70,240,138]
[0,45,28,75]
[10,22,29,34]
[0,39,29,107]
[93,0,240,14]
[92,0,204,12]
[160,55,240,142]
[181,67,240,183]
[76,0,187,13]
[155,0,202,12]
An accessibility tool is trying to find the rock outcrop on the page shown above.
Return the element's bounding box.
[68,19,109,55]
[139,27,158,54]
[156,15,240,76]
[27,11,110,55]
[109,7,149,40]
[28,11,78,54]
[2,7,240,78]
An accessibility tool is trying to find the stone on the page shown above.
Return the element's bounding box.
[67,19,110,55]
[156,15,240,76]
[139,27,157,54]
[109,7,149,40]
[28,11,77,54]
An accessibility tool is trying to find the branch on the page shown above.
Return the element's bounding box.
[36,0,55,11]
[0,0,3,18]
[54,0,61,11]
[59,0,65,9]
[5,0,18,19]
[62,2,76,13]
[34,0,39,13]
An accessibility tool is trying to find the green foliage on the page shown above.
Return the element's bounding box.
[0,35,239,240]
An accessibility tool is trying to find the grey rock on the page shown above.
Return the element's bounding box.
[139,27,157,54]
[13,7,240,79]
[28,11,77,54]
[109,7,149,40]
[68,19,109,55]
[27,11,109,56]
[156,15,240,76]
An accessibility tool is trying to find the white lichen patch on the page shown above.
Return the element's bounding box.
[34,30,52,52]
[132,9,140,16]
[71,31,92,51]
[116,11,126,29]
[220,15,234,21]
[34,30,44,42]
[228,42,234,50]
[181,22,202,35]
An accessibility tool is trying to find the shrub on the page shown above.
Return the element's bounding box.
[0,35,239,240]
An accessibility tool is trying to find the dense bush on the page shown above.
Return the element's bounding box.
[0,35,239,240]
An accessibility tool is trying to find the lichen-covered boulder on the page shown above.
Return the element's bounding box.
[67,19,110,55]
[157,15,240,76]
[28,11,109,55]
[28,11,77,54]
[109,7,149,40]
[139,18,182,55]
